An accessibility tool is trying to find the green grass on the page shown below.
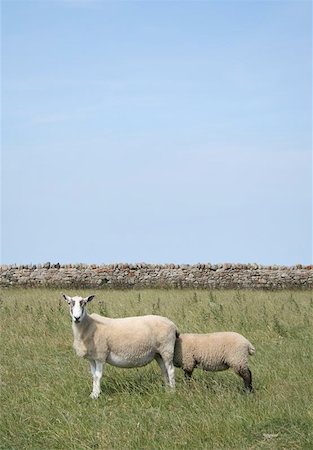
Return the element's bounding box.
[0,288,312,449]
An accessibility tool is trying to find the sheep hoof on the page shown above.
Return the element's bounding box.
[90,391,100,400]
[244,387,254,394]
[166,386,176,393]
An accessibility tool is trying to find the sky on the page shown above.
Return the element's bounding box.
[1,0,312,266]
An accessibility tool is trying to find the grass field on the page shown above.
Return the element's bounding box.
[0,288,312,449]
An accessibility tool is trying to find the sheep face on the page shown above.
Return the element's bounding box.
[63,294,95,323]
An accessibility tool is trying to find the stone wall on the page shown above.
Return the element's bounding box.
[0,263,312,289]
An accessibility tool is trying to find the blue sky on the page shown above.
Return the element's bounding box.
[1,0,312,265]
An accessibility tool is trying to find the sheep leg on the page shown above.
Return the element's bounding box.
[90,360,104,400]
[236,367,253,392]
[155,354,170,385]
[164,360,176,389]
[155,354,175,389]
[89,359,96,376]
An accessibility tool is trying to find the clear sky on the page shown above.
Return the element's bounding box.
[1,0,312,266]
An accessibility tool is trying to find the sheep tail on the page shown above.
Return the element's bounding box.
[248,343,256,355]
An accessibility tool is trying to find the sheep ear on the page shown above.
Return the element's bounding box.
[85,295,95,303]
[62,293,72,304]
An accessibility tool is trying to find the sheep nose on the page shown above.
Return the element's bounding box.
[74,316,80,322]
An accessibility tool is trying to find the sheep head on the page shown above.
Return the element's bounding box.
[62,294,95,323]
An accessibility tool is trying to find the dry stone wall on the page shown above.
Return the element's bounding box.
[0,263,312,289]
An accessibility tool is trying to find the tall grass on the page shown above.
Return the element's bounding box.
[0,289,312,449]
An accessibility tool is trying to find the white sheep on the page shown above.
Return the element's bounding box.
[174,332,255,392]
[63,294,179,399]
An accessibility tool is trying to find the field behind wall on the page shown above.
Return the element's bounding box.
[0,288,312,450]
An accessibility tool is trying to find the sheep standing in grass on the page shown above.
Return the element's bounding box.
[63,294,179,399]
[174,332,255,392]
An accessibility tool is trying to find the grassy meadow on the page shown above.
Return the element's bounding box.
[0,288,312,449]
